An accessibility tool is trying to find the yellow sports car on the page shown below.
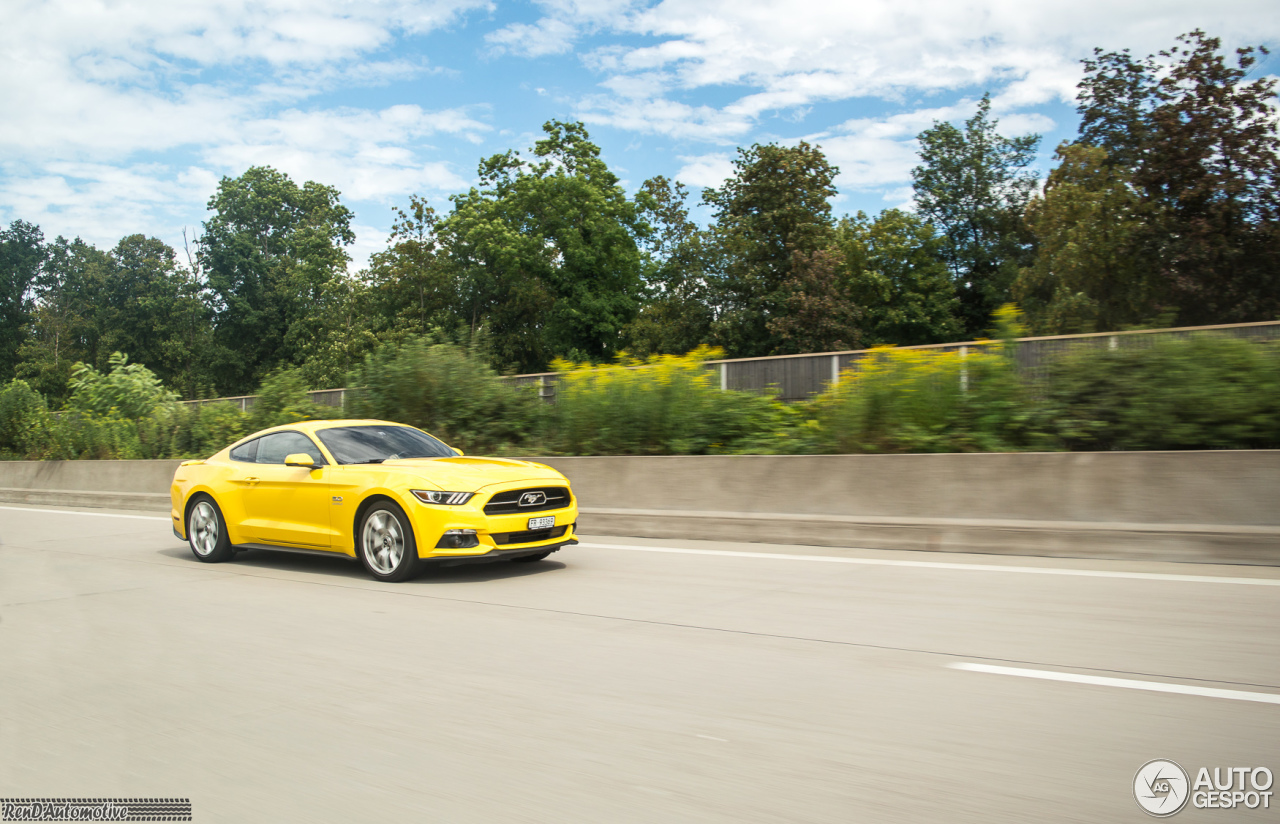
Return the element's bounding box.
[170,419,578,581]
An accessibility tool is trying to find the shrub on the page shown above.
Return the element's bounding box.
[248,368,341,431]
[193,402,251,455]
[41,410,142,460]
[1044,334,1280,450]
[0,379,53,458]
[816,343,1046,453]
[67,352,177,420]
[550,346,800,455]
[134,402,249,459]
[344,338,544,453]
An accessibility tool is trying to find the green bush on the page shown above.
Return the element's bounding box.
[68,352,177,420]
[40,410,142,460]
[131,402,248,459]
[248,368,341,431]
[344,338,544,453]
[549,347,804,455]
[816,343,1047,453]
[193,402,251,455]
[0,379,53,458]
[1044,335,1280,450]
[6,329,1279,462]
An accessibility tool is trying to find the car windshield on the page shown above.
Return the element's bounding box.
[316,425,456,465]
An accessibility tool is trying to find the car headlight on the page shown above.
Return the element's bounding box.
[411,490,475,505]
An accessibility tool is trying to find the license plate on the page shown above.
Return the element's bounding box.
[527,516,555,530]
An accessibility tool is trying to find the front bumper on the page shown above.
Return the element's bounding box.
[409,486,579,561]
[423,538,578,567]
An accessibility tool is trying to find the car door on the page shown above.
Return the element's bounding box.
[237,431,335,549]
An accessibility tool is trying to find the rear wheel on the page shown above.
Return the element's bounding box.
[357,501,419,582]
[511,551,553,563]
[187,495,234,563]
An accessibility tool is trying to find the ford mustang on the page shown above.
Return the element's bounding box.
[170,419,578,581]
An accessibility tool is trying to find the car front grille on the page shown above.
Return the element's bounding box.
[491,525,569,546]
[483,486,571,515]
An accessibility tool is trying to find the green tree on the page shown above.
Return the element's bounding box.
[1076,31,1280,325]
[0,221,46,381]
[704,141,839,356]
[912,94,1040,337]
[364,196,460,342]
[102,235,212,397]
[292,275,379,389]
[836,210,962,346]
[199,166,355,394]
[766,248,861,354]
[1014,144,1153,334]
[16,237,112,401]
[441,121,645,372]
[623,176,713,358]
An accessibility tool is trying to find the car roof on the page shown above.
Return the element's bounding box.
[226,419,417,445]
[258,419,403,435]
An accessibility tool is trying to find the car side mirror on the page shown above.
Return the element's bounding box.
[284,453,316,468]
[454,448,465,457]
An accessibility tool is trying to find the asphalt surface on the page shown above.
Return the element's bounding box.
[2,503,1278,823]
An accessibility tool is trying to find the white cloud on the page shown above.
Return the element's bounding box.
[566,0,1280,145]
[486,18,579,57]
[485,0,640,57]
[579,94,753,141]
[674,152,735,188]
[806,101,1054,196]
[554,0,1280,198]
[0,161,212,250]
[0,0,494,252]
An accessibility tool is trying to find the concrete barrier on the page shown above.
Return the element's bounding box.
[533,452,1280,565]
[2,452,1277,564]
[0,459,180,512]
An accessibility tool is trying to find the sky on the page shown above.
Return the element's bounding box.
[1,0,1276,270]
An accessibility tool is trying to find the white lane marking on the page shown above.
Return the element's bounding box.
[949,663,1280,705]
[578,542,1280,587]
[695,734,730,742]
[0,505,170,522]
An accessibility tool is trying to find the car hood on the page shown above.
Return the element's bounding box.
[375,456,565,491]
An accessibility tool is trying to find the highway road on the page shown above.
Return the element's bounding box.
[2,503,1278,822]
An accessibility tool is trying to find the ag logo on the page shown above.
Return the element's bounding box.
[1135,760,1190,817]
[518,491,546,507]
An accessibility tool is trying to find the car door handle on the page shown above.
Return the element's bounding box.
[245,476,260,486]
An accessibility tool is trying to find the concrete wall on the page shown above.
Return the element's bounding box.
[3,452,1278,564]
[538,452,1280,526]
[0,459,179,512]
[533,452,1280,565]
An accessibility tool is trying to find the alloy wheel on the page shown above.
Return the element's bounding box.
[362,510,404,575]
[190,500,220,557]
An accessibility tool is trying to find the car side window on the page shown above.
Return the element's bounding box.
[255,432,326,465]
[229,439,259,462]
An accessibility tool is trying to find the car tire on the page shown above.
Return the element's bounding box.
[186,494,235,563]
[511,551,554,563]
[357,500,419,582]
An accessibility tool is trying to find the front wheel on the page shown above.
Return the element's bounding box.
[357,501,419,582]
[187,495,234,563]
